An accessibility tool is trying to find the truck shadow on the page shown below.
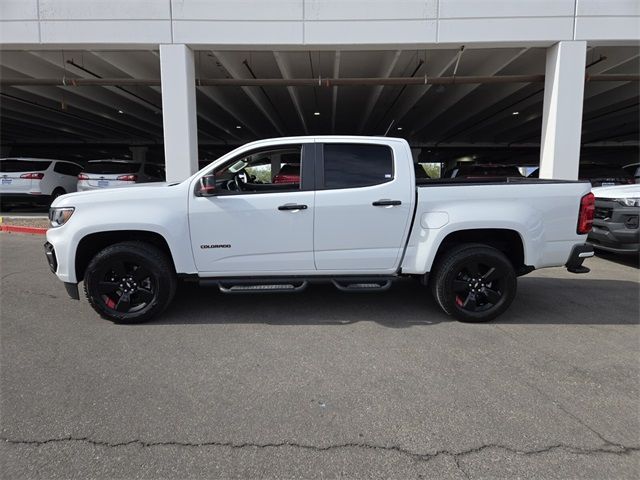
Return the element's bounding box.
[154,277,639,327]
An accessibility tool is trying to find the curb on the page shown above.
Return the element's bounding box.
[0,225,47,235]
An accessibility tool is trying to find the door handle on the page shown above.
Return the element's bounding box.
[278,203,308,211]
[372,199,402,207]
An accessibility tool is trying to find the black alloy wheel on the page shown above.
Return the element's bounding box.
[84,241,176,323]
[451,261,506,313]
[95,260,157,314]
[432,244,517,322]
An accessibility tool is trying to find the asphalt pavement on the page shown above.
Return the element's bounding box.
[1,233,638,479]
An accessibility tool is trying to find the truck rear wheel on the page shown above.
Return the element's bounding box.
[432,244,516,322]
[83,241,176,323]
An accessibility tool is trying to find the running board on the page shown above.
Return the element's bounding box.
[332,279,392,292]
[218,281,308,294]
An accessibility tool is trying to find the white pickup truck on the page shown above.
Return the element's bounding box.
[44,136,595,324]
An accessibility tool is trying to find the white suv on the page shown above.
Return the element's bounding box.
[77,160,164,192]
[0,158,82,209]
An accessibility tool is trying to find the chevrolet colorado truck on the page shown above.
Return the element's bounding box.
[44,136,595,324]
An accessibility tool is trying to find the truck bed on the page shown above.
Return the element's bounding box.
[401,178,592,274]
[416,177,585,186]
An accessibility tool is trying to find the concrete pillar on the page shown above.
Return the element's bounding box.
[129,146,148,163]
[160,44,198,182]
[539,41,587,180]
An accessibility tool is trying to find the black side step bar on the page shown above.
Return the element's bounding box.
[197,276,398,293]
[332,279,392,292]
[218,281,308,294]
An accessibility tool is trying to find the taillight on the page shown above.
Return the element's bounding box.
[77,173,89,180]
[116,174,137,182]
[20,172,44,180]
[577,192,595,234]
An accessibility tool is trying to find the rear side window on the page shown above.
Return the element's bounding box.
[0,160,51,172]
[85,162,141,174]
[323,144,393,189]
[54,162,82,176]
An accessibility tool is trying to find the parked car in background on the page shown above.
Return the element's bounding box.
[528,164,634,186]
[623,163,640,184]
[0,158,82,209]
[77,160,164,191]
[588,184,640,255]
[444,164,523,179]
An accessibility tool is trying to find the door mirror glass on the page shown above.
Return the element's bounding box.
[196,174,216,196]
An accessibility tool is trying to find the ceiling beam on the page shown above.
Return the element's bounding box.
[437,47,640,144]
[0,106,109,140]
[331,51,341,134]
[91,50,239,143]
[410,48,528,138]
[358,50,402,134]
[374,51,458,132]
[197,87,262,138]
[273,51,308,135]
[470,80,638,143]
[211,51,285,136]
[0,90,157,140]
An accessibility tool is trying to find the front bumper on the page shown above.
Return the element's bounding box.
[44,241,57,272]
[587,200,640,255]
[565,243,594,274]
[44,241,79,300]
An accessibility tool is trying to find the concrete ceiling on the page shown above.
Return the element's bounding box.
[1,45,638,164]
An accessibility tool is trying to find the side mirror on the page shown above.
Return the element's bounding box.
[195,174,216,197]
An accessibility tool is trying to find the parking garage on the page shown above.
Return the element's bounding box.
[1,44,638,195]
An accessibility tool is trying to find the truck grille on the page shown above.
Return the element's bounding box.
[594,207,612,220]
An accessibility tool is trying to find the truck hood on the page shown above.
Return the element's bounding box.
[591,184,640,199]
[51,182,184,208]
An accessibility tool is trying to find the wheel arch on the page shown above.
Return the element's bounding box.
[75,230,176,282]
[431,228,528,275]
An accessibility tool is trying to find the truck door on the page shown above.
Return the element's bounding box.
[189,143,316,275]
[313,141,414,273]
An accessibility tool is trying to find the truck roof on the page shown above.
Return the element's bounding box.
[239,135,407,148]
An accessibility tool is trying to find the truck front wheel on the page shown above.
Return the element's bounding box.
[432,244,516,322]
[83,241,176,323]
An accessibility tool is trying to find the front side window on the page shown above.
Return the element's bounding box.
[212,145,303,194]
[323,144,393,189]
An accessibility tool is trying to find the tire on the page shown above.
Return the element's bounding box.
[431,243,516,323]
[51,188,66,202]
[83,241,176,324]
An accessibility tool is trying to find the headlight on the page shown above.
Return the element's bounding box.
[49,207,75,227]
[613,198,640,207]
